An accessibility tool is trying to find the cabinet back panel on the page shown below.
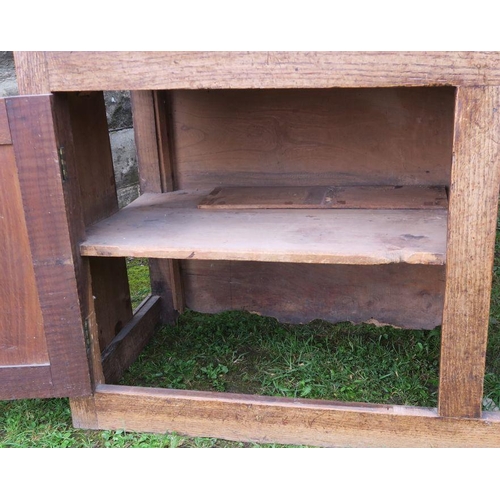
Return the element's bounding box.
[170,87,455,190]
[182,261,445,330]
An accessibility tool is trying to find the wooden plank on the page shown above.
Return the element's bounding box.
[183,261,445,329]
[58,92,133,352]
[80,191,447,266]
[7,95,92,397]
[438,86,500,419]
[153,91,175,192]
[13,52,50,94]
[0,100,11,144]
[88,384,500,447]
[101,296,161,384]
[66,92,120,226]
[130,91,163,193]
[0,145,48,367]
[0,365,55,399]
[41,52,500,90]
[172,88,455,190]
[90,258,133,351]
[199,186,448,210]
[131,90,184,322]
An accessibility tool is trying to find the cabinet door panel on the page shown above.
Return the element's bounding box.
[0,95,91,399]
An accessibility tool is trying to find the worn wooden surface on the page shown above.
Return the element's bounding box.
[0,365,54,399]
[13,52,50,94]
[199,185,448,210]
[22,52,500,90]
[183,261,445,329]
[61,92,134,352]
[0,145,48,367]
[80,191,447,266]
[7,95,91,397]
[85,385,500,447]
[130,91,163,193]
[101,296,161,384]
[131,90,184,322]
[172,88,454,190]
[438,86,500,419]
[0,100,11,144]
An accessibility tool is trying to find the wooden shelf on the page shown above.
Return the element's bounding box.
[80,189,447,265]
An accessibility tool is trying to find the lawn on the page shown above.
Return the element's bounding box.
[1,248,499,447]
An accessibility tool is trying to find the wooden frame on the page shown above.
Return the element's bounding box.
[7,52,500,447]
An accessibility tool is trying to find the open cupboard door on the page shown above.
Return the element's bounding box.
[0,95,91,400]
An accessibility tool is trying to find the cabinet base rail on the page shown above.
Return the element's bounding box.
[70,385,500,447]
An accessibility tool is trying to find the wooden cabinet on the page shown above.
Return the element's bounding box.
[1,52,500,446]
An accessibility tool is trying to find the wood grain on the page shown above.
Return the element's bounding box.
[101,296,161,384]
[0,100,11,144]
[131,90,184,323]
[80,191,447,266]
[172,88,454,190]
[7,95,92,397]
[130,91,163,193]
[13,52,49,94]
[0,145,48,366]
[0,365,55,399]
[183,261,445,329]
[438,86,500,419]
[199,186,448,210]
[60,92,133,352]
[36,52,500,90]
[88,384,500,447]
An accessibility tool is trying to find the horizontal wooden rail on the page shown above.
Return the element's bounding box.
[81,384,500,447]
[23,52,500,90]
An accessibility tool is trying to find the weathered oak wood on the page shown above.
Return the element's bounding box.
[80,191,447,266]
[13,52,49,94]
[172,88,454,191]
[87,385,500,447]
[101,296,161,384]
[438,86,500,419]
[0,365,55,399]
[0,100,11,144]
[0,145,48,367]
[183,261,445,329]
[199,186,448,210]
[32,52,500,90]
[131,90,184,323]
[7,95,91,397]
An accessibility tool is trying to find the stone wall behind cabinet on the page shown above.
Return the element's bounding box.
[0,52,140,208]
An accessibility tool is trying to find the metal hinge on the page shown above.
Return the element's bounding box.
[83,318,91,350]
[58,146,68,181]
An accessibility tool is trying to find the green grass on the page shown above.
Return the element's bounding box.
[1,240,500,446]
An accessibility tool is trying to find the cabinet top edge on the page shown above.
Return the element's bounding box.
[14,51,500,92]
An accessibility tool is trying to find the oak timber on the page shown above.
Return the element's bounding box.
[130,90,184,322]
[32,52,500,90]
[438,86,500,419]
[7,95,92,397]
[199,186,448,210]
[13,52,50,94]
[80,191,447,266]
[182,261,445,329]
[64,91,134,351]
[88,385,500,447]
[0,100,11,144]
[0,145,48,367]
[172,88,454,191]
[101,296,161,384]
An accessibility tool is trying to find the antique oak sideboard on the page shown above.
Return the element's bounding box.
[1,52,499,446]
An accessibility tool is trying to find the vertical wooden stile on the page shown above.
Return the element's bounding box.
[130,90,184,322]
[439,86,500,418]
